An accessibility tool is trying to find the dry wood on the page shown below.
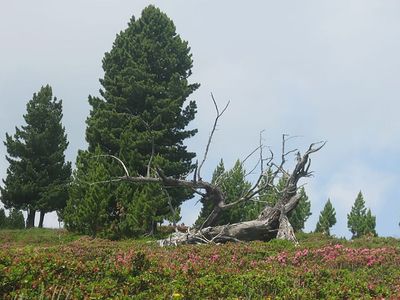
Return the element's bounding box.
[88,95,325,245]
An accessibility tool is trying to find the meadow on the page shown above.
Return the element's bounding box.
[0,229,399,299]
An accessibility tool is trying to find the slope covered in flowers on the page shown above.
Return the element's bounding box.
[0,229,399,299]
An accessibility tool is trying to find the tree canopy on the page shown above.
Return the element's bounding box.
[64,5,199,237]
[1,85,71,228]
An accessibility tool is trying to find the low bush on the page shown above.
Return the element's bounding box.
[0,231,399,299]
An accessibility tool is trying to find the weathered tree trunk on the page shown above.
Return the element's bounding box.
[101,120,325,246]
[38,211,45,228]
[156,140,324,246]
[158,199,300,246]
[26,208,36,228]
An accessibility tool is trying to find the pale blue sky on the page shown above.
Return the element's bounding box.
[1,1,400,238]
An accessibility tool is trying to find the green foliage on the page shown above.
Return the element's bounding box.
[215,160,252,225]
[63,148,114,237]
[195,159,225,226]
[259,176,312,232]
[0,208,25,229]
[6,209,25,229]
[315,198,337,235]
[0,85,71,227]
[65,6,198,237]
[0,228,78,245]
[347,191,377,239]
[196,164,311,230]
[1,231,400,299]
[196,159,258,226]
[0,209,6,229]
[288,187,312,232]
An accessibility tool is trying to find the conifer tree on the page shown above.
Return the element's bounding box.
[288,187,311,232]
[0,208,6,229]
[347,191,377,238]
[258,176,311,232]
[195,159,225,226]
[63,148,113,237]
[6,209,25,229]
[315,199,336,235]
[1,85,71,228]
[65,6,198,236]
[196,159,260,226]
[216,160,252,225]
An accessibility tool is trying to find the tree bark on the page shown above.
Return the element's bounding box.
[26,208,36,228]
[38,211,45,228]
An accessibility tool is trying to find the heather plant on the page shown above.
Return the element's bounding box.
[1,231,399,299]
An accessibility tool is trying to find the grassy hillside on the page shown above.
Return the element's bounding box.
[0,229,399,299]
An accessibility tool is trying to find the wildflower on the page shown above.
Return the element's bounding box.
[210,254,219,262]
[172,292,183,299]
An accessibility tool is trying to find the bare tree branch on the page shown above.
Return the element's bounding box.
[92,154,130,177]
[197,93,230,181]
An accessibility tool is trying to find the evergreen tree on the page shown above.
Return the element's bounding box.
[315,199,336,235]
[65,6,198,237]
[1,85,71,228]
[258,176,311,232]
[217,160,252,225]
[63,149,113,237]
[6,209,25,229]
[0,208,6,229]
[347,191,377,238]
[364,208,377,236]
[288,187,311,232]
[195,159,225,226]
[196,159,260,226]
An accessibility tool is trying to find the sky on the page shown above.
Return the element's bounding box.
[1,1,400,238]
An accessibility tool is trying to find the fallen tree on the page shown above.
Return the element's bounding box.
[95,95,325,245]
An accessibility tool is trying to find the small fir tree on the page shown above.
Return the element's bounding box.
[1,85,71,228]
[63,149,113,237]
[217,160,252,225]
[347,191,377,238]
[315,199,336,235]
[364,208,377,236]
[196,159,267,226]
[195,159,225,226]
[288,187,312,232]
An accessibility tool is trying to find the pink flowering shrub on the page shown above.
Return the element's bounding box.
[0,230,399,299]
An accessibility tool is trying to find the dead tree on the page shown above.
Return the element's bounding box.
[96,94,325,246]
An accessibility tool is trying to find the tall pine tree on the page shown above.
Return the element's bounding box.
[315,198,336,235]
[347,191,377,238]
[1,85,71,228]
[65,6,198,237]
